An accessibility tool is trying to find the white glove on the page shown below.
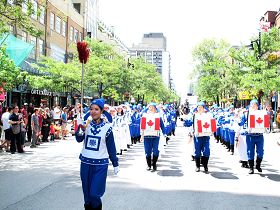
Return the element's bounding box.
[114,166,119,175]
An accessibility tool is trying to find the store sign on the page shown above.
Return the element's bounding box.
[31,89,52,96]
[238,91,252,100]
[31,89,69,98]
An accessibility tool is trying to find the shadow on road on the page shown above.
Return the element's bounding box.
[260,173,280,182]
[210,171,239,179]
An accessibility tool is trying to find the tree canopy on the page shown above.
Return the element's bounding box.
[191,27,280,105]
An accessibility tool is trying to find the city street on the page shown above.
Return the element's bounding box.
[0,123,280,210]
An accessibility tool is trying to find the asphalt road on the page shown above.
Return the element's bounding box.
[0,123,280,210]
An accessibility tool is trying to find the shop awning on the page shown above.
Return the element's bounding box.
[0,33,34,67]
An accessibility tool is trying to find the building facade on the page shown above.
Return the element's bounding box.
[96,19,129,58]
[129,33,171,87]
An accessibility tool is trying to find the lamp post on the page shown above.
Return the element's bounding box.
[250,31,262,60]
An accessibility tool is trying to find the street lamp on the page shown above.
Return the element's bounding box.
[250,31,262,59]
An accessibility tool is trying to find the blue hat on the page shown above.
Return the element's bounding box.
[197,101,205,107]
[148,102,157,107]
[212,104,218,109]
[91,98,105,110]
[250,99,259,106]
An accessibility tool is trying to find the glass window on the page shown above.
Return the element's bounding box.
[22,0,28,13]
[50,12,55,30]
[74,29,78,43]
[22,31,27,42]
[9,25,14,33]
[39,5,45,24]
[29,36,37,59]
[39,39,44,56]
[55,16,61,34]
[31,0,37,20]
[62,21,66,37]
[70,27,74,41]
[7,0,13,5]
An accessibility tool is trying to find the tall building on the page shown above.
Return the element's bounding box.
[142,32,167,50]
[96,19,129,58]
[129,33,171,87]
[72,0,99,39]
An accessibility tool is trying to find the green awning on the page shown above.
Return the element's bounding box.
[0,33,34,67]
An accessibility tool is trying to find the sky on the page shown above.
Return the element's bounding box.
[98,0,280,99]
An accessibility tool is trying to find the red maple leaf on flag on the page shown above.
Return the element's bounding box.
[256,117,263,124]
[203,122,210,129]
[147,120,154,127]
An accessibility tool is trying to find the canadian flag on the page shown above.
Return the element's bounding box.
[194,113,216,136]
[197,119,217,133]
[141,113,160,131]
[249,111,270,130]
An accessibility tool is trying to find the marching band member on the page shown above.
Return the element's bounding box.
[75,99,119,210]
[235,109,249,168]
[110,107,122,155]
[228,105,236,155]
[116,106,127,152]
[122,104,133,148]
[140,102,166,172]
[130,106,141,144]
[158,104,167,155]
[246,99,268,174]
[184,102,216,173]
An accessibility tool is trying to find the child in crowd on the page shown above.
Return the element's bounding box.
[49,122,55,141]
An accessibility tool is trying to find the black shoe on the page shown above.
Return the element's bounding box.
[191,155,195,161]
[248,160,254,174]
[195,157,200,172]
[84,204,91,210]
[249,168,254,174]
[201,156,209,173]
[256,157,262,172]
[146,156,152,171]
[152,155,158,172]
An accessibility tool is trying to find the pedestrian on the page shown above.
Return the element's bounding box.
[140,102,166,172]
[1,107,12,152]
[30,108,40,148]
[49,122,55,142]
[61,107,68,139]
[27,103,34,142]
[276,107,280,129]
[9,106,25,154]
[41,109,51,142]
[75,98,119,210]
[267,106,274,132]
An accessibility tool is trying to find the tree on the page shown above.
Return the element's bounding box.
[0,47,21,91]
[191,39,233,104]
[24,39,179,104]
[230,27,280,102]
[0,0,43,37]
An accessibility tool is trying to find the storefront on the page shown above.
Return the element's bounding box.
[6,88,77,108]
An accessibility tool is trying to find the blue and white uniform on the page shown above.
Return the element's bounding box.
[76,99,118,209]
